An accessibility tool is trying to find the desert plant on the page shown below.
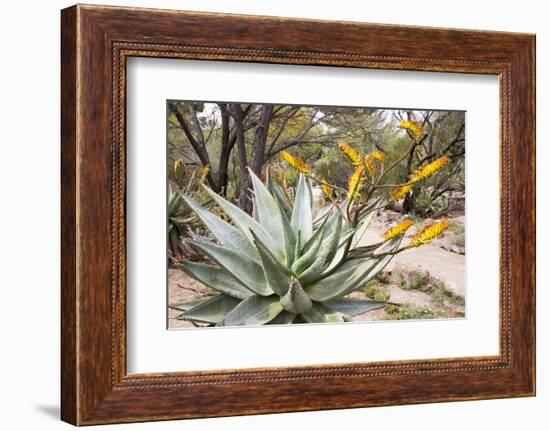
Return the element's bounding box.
[176,172,400,325]
[174,120,451,326]
[168,185,212,260]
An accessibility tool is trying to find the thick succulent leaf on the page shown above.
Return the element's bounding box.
[322,212,344,266]
[250,230,292,297]
[222,295,284,326]
[312,237,402,300]
[249,170,284,228]
[171,297,210,312]
[298,213,343,284]
[304,259,377,301]
[268,176,298,267]
[323,298,386,317]
[187,239,272,296]
[181,194,259,263]
[279,202,297,266]
[301,210,329,256]
[280,278,313,314]
[351,206,376,249]
[301,303,345,323]
[322,226,366,273]
[249,170,296,265]
[291,229,324,275]
[338,252,395,298]
[202,186,285,260]
[312,204,333,227]
[290,175,313,247]
[268,175,293,219]
[293,231,302,266]
[177,295,240,324]
[178,261,254,300]
[267,311,296,325]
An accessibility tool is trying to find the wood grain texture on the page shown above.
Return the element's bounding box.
[60,4,536,425]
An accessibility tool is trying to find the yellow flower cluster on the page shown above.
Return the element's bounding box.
[409,156,449,183]
[364,154,377,179]
[321,183,334,200]
[338,142,363,166]
[409,220,449,247]
[390,183,412,201]
[200,165,210,182]
[347,166,364,200]
[371,151,385,162]
[383,219,414,240]
[399,120,423,140]
[279,151,311,174]
[173,159,183,171]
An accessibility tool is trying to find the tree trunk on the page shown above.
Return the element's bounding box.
[231,104,252,213]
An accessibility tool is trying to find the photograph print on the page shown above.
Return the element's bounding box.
[167,101,466,329]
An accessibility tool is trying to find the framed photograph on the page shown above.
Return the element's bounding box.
[61,4,536,425]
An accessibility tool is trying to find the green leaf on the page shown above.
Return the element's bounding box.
[250,230,293,297]
[187,239,273,296]
[351,204,377,248]
[290,175,313,247]
[339,253,394,298]
[202,186,285,261]
[267,174,293,219]
[310,237,402,301]
[300,210,329,256]
[171,297,210,312]
[181,194,260,263]
[178,261,254,300]
[301,303,345,323]
[280,278,313,314]
[323,227,359,273]
[249,170,295,265]
[291,229,324,275]
[222,295,284,326]
[249,169,282,229]
[267,311,296,325]
[279,202,297,266]
[312,204,333,227]
[298,212,343,284]
[178,295,240,324]
[304,258,378,301]
[323,298,385,317]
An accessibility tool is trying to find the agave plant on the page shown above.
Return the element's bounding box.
[174,119,451,326]
[168,185,212,260]
[174,170,404,326]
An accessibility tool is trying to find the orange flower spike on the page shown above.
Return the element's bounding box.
[390,183,413,201]
[279,151,311,174]
[371,150,385,162]
[399,120,423,140]
[365,154,377,179]
[338,142,363,166]
[200,165,210,182]
[347,166,364,200]
[409,220,449,247]
[321,183,334,200]
[383,219,414,240]
[409,156,449,183]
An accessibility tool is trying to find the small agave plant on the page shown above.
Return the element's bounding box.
[168,162,211,259]
[174,120,450,326]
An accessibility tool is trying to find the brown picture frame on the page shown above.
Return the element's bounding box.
[61,4,536,426]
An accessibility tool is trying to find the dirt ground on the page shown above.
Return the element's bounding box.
[168,211,465,329]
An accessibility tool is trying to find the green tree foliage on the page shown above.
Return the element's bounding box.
[167,102,464,216]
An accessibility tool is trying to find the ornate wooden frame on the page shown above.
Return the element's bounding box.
[61,4,536,425]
